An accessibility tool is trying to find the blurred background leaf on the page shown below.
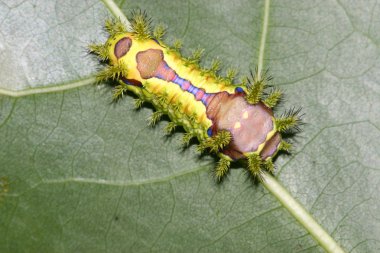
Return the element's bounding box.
[0,0,379,252]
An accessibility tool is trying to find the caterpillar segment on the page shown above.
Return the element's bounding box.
[89,15,302,181]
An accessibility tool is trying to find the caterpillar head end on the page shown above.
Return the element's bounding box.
[105,33,133,64]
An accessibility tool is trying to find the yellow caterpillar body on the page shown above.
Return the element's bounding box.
[90,13,302,181]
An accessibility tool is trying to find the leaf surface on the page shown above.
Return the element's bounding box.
[0,0,379,252]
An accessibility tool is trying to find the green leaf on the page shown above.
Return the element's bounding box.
[1,0,379,252]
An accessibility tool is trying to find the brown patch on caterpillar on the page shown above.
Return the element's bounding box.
[260,132,281,160]
[120,77,142,87]
[221,148,244,160]
[136,49,164,78]
[136,49,176,81]
[206,93,275,160]
[114,37,132,59]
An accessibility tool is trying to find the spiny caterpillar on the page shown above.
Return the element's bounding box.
[89,12,302,181]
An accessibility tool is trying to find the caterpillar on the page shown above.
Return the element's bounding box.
[89,12,302,181]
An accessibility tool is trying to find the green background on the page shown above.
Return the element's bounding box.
[0,0,379,252]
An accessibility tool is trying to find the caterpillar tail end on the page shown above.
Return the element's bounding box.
[245,153,276,182]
